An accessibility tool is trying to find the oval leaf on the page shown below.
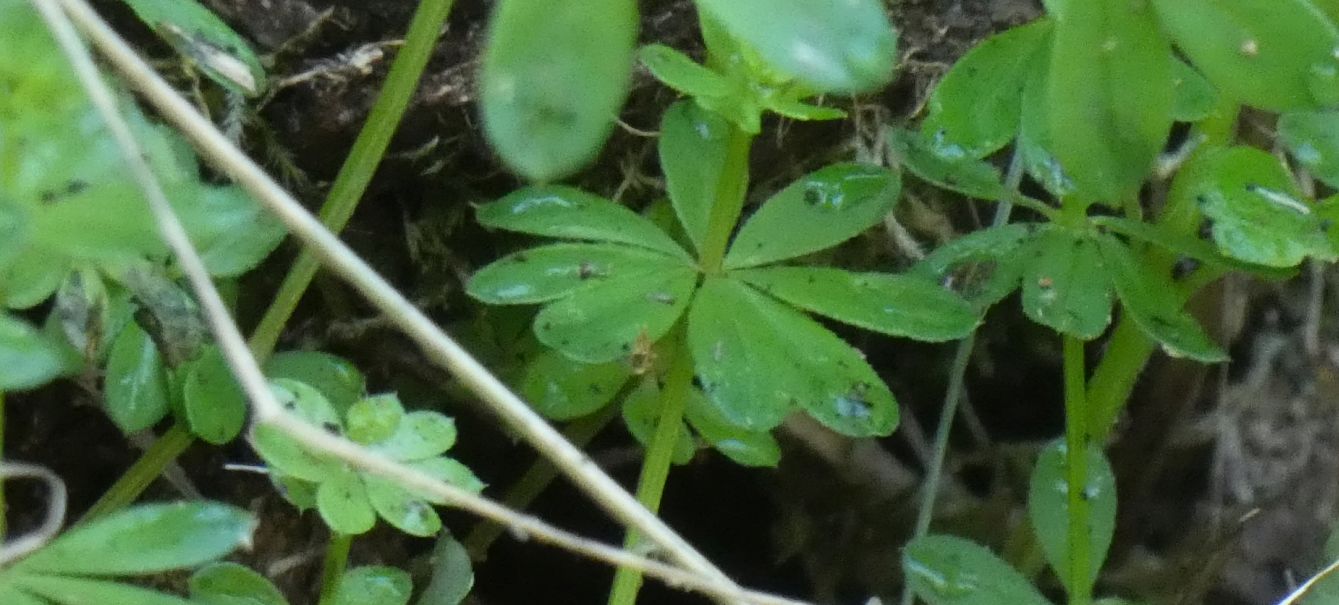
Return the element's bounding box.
[467,243,688,306]
[534,267,697,363]
[733,266,978,342]
[263,351,366,417]
[1097,236,1227,362]
[316,466,376,535]
[364,475,443,537]
[903,535,1051,605]
[476,186,689,259]
[415,534,475,605]
[182,346,248,444]
[331,567,412,605]
[0,313,67,391]
[684,386,781,467]
[346,394,405,445]
[373,410,458,462]
[1027,439,1118,597]
[120,0,266,96]
[190,562,289,605]
[1021,227,1112,339]
[104,322,170,433]
[1279,110,1339,190]
[1171,59,1218,123]
[725,163,900,269]
[660,101,733,255]
[480,0,638,180]
[517,348,631,420]
[914,223,1034,309]
[252,380,343,482]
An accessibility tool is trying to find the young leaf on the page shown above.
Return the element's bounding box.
[119,0,266,96]
[533,266,697,363]
[688,277,897,437]
[11,574,195,605]
[693,0,897,93]
[922,20,1052,158]
[732,266,979,342]
[15,502,254,576]
[1096,236,1227,362]
[1171,59,1218,123]
[330,567,412,605]
[372,410,458,462]
[263,351,366,417]
[659,101,734,255]
[0,313,67,391]
[316,466,377,535]
[724,163,900,269]
[1279,110,1339,190]
[684,386,781,467]
[621,378,696,465]
[480,0,638,181]
[476,186,689,259]
[914,223,1034,308]
[104,322,170,433]
[346,394,405,445]
[902,535,1051,605]
[763,98,846,122]
[252,380,343,482]
[182,345,248,444]
[467,243,689,306]
[1152,0,1339,111]
[1027,440,1118,598]
[1172,146,1335,267]
[517,348,631,420]
[887,128,1010,201]
[639,45,730,99]
[1048,0,1173,204]
[1021,227,1112,340]
[190,562,289,605]
[415,534,474,605]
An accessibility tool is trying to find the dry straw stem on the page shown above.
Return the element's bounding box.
[31,1,809,603]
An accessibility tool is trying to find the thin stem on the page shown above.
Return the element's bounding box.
[79,423,193,522]
[697,127,753,273]
[1062,336,1092,605]
[248,0,455,361]
[317,533,354,605]
[607,338,695,605]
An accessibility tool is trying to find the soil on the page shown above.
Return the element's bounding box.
[7,1,1338,604]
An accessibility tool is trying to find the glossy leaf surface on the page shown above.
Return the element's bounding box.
[659,101,733,254]
[104,322,170,433]
[1098,236,1227,362]
[467,243,687,306]
[725,164,899,269]
[477,186,688,258]
[480,0,638,180]
[1028,440,1118,597]
[887,128,1008,201]
[533,266,697,363]
[1021,227,1112,339]
[903,535,1051,605]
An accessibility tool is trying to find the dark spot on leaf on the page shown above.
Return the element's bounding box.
[1322,219,1334,232]
[621,342,632,352]
[578,261,597,280]
[588,384,603,395]
[1195,194,1209,207]
[804,186,823,206]
[66,179,88,195]
[513,253,529,263]
[322,422,340,434]
[541,322,553,331]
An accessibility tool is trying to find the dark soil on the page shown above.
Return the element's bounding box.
[7,1,1337,604]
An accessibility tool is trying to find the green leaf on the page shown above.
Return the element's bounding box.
[414,535,474,605]
[1152,0,1339,111]
[16,502,254,576]
[694,0,897,93]
[467,243,688,306]
[517,348,631,420]
[1048,0,1173,203]
[687,277,897,436]
[1171,59,1218,123]
[1089,215,1289,278]
[316,466,376,535]
[725,163,900,269]
[1174,146,1335,267]
[903,535,1051,605]
[659,101,733,255]
[621,378,696,465]
[914,223,1034,309]
[0,585,45,605]
[1018,55,1075,198]
[639,45,730,99]
[476,186,689,259]
[0,199,30,273]
[346,394,405,445]
[1279,110,1339,190]
[683,386,781,467]
[762,98,846,122]
[253,380,342,482]
[263,351,366,417]
[0,313,67,391]
[190,562,289,605]
[183,187,286,278]
[887,128,1009,201]
[732,266,978,342]
[182,345,248,444]
[1020,227,1112,340]
[1096,236,1227,362]
[364,476,442,537]
[480,0,638,181]
[331,567,411,605]
[410,457,485,497]
[922,20,1052,158]
[104,322,170,433]
[119,0,265,96]
[533,266,697,363]
[11,574,194,605]
[1027,440,1118,598]
[372,410,458,461]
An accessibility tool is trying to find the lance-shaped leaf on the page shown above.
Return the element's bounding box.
[1279,110,1339,190]
[119,0,266,96]
[517,348,631,420]
[903,535,1051,605]
[1172,146,1335,267]
[1027,440,1118,599]
[887,127,1009,201]
[467,243,690,306]
[11,575,195,605]
[480,0,638,180]
[914,223,1035,309]
[693,0,897,94]
[1049,0,1173,204]
[732,266,978,342]
[1152,0,1339,111]
[476,186,689,259]
[1097,236,1227,362]
[660,101,734,254]
[684,386,781,467]
[1019,55,1075,198]
[1021,227,1112,340]
[534,266,697,363]
[725,163,899,269]
[922,20,1052,159]
[104,322,170,433]
[640,45,730,99]
[688,277,897,437]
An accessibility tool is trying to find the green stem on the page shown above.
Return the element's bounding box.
[317,533,354,605]
[606,339,695,605]
[696,127,753,274]
[247,0,456,360]
[80,423,193,522]
[1063,336,1092,605]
